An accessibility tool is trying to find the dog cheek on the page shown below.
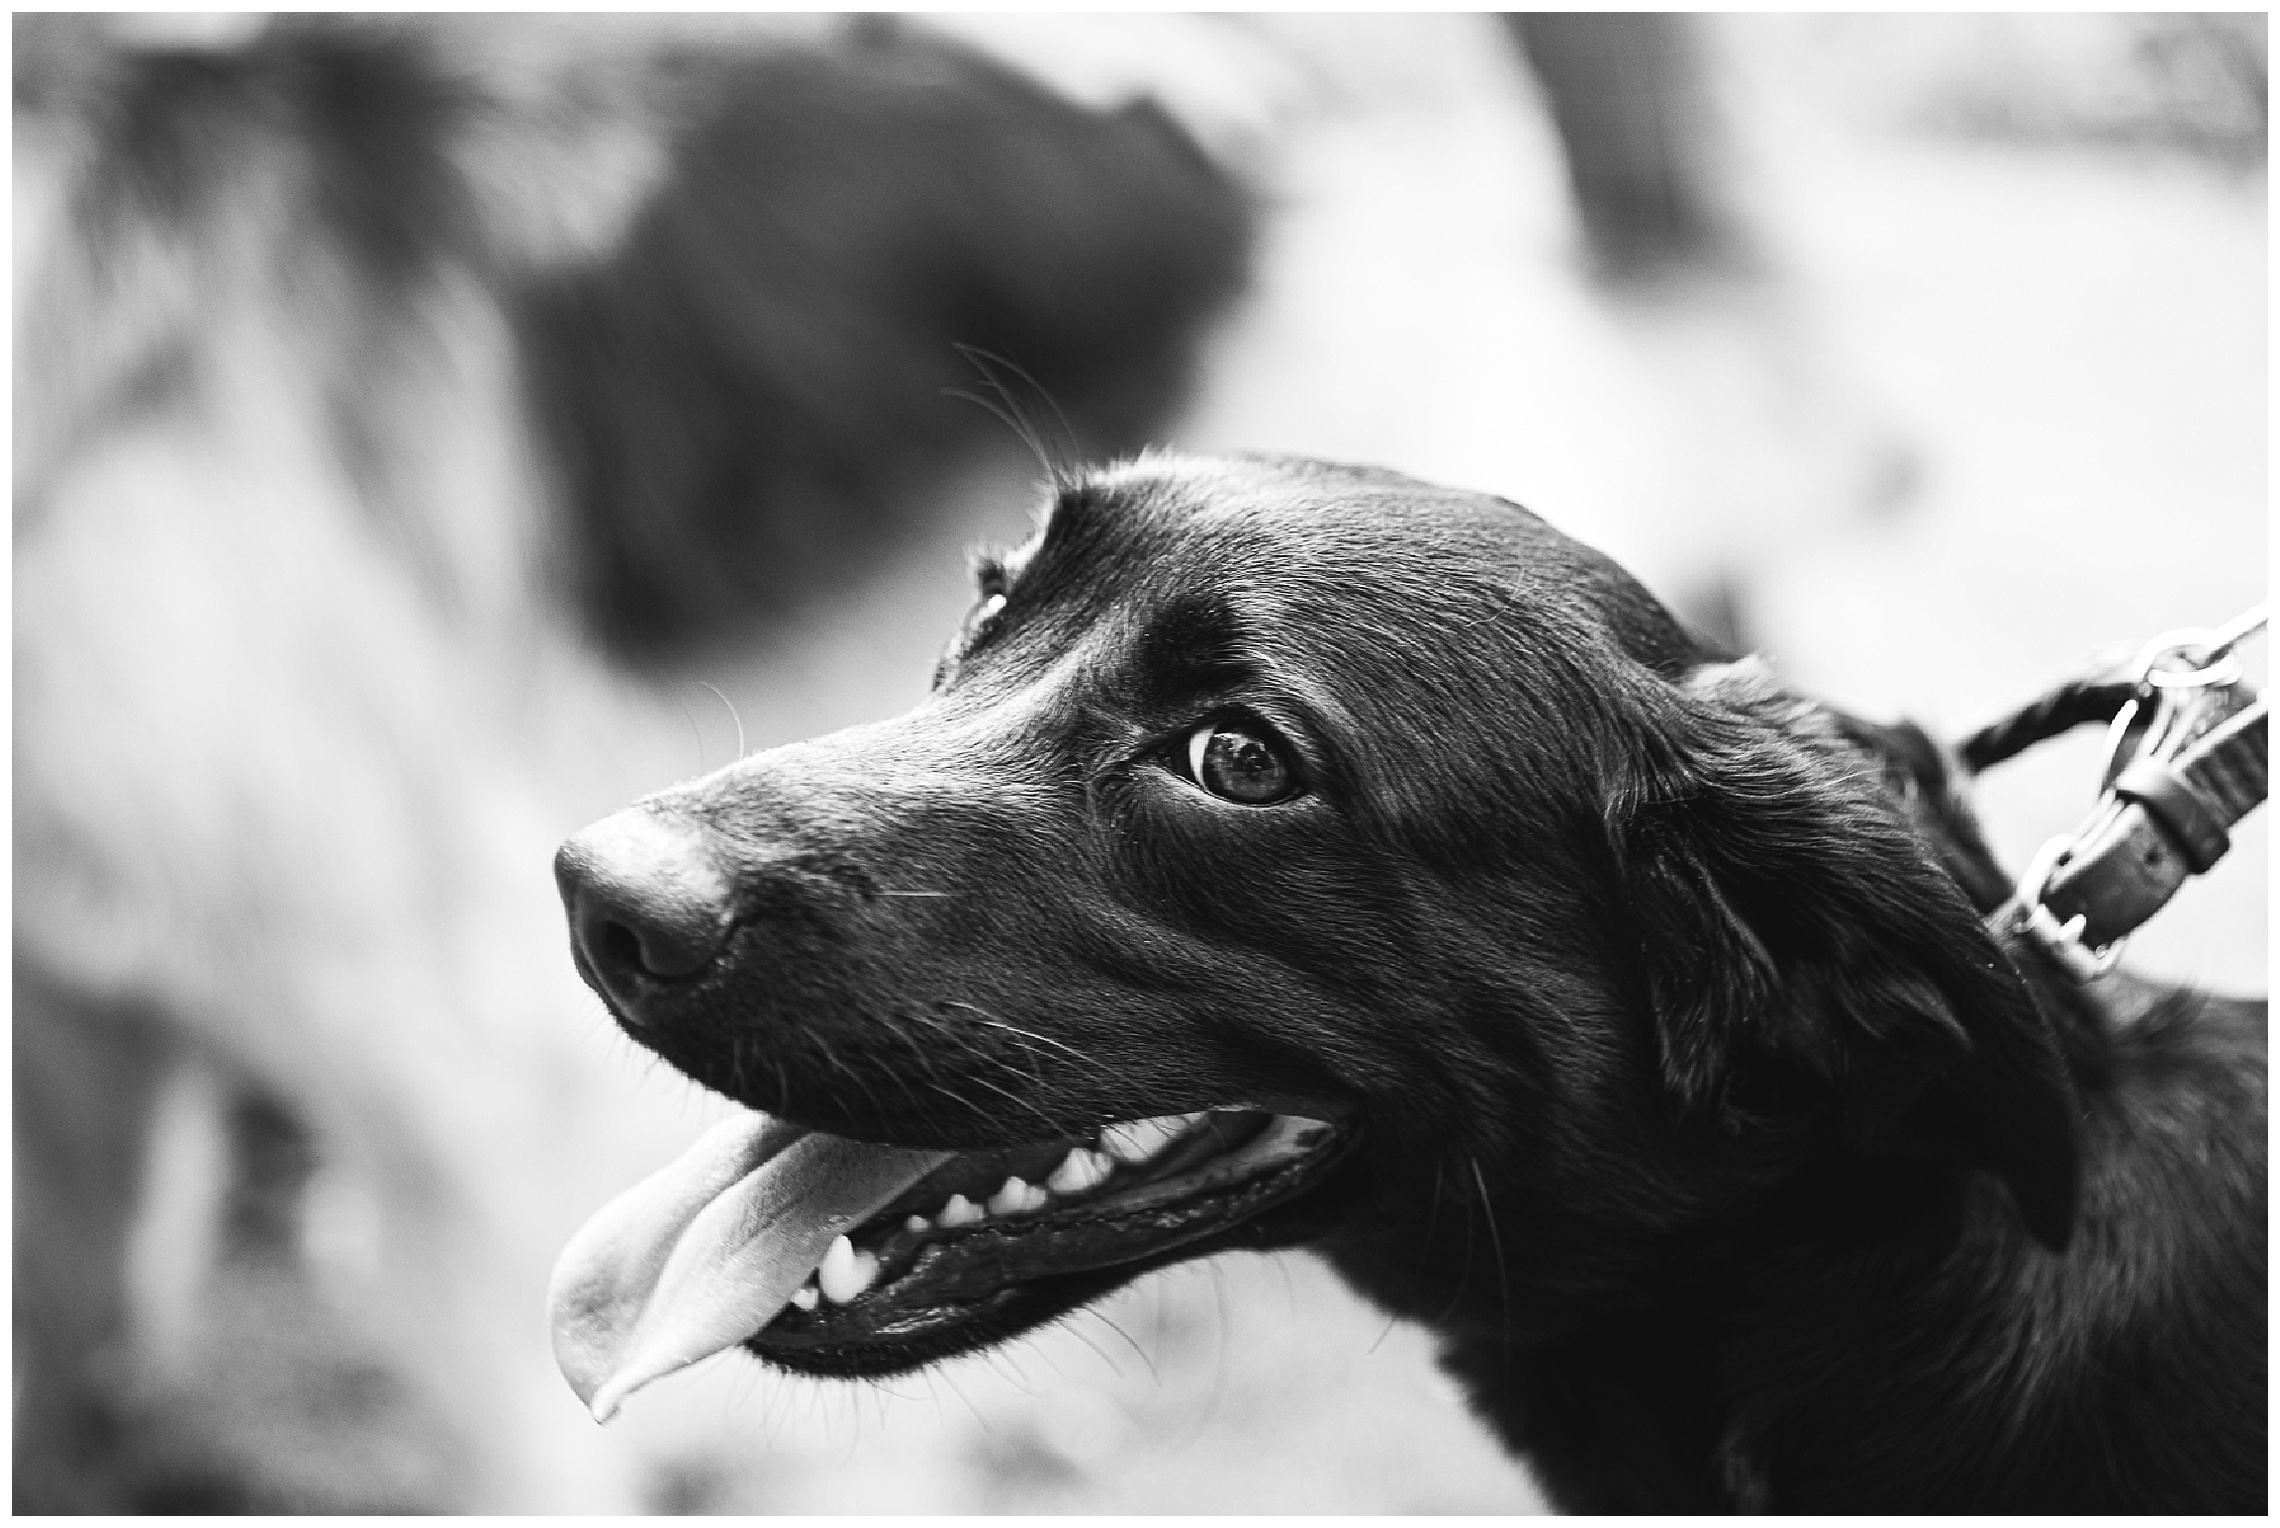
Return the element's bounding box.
[1116,789,1397,967]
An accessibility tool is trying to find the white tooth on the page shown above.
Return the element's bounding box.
[988,1176,1038,1217]
[1099,1123,1152,1164]
[1101,1116,1185,1164]
[819,1243,879,1305]
[1048,1147,1112,1195]
[904,1214,930,1234]
[789,1283,820,1311]
[939,1193,985,1227]
[818,1235,865,1303]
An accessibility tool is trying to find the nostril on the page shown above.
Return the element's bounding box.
[590,916,649,980]
[582,902,715,983]
[555,812,736,1022]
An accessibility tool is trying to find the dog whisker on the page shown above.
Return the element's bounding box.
[950,343,1079,491]
[940,1000,1115,1079]
[545,450,2261,1510]
[1083,1304,1159,1385]
[946,1066,1077,1143]
[814,1042,890,1121]
[877,1019,980,1119]
[671,694,708,773]
[695,681,745,760]
[890,1007,993,1076]
[933,1368,992,1440]
[1430,1161,1477,1331]
[942,386,1059,492]
[1049,1311,1127,1384]
[1469,1157,1515,1375]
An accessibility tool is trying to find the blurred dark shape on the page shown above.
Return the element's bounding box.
[25,15,1252,661]
[1504,13,1750,282]
[13,970,172,1514]
[13,12,1253,1512]
[517,16,1249,656]
[514,18,1254,658]
[15,966,461,1512]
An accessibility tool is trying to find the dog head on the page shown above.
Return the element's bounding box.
[548,452,2077,1411]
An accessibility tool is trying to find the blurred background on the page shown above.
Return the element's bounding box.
[13,12,2265,1513]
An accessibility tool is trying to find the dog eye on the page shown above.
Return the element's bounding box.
[1185,718,1300,805]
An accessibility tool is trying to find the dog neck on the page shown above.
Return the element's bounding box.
[1389,695,2257,1511]
[1827,705,2120,1056]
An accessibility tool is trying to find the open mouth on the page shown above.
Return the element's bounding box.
[761,1108,1343,1349]
[549,1105,1351,1416]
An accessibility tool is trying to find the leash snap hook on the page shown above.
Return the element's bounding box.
[2135,600,2268,692]
[2009,834,2127,983]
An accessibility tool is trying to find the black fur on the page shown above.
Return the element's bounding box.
[562,452,2266,1511]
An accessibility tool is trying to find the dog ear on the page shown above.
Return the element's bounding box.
[1617,660,2080,1250]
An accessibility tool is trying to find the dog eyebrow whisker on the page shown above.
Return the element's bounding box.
[953,343,1081,490]
[671,694,709,773]
[942,380,1061,493]
[695,681,745,759]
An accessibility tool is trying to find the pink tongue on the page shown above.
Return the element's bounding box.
[547,1113,948,1420]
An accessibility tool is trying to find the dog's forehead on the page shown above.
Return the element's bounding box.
[1066,450,1457,530]
[999,455,1392,648]
[1018,450,1520,579]
[1003,451,1697,685]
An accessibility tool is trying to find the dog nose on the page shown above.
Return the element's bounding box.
[555,810,735,1022]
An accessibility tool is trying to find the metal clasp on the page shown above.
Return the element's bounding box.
[2134,600,2268,691]
[2102,600,2268,784]
[2008,834,2126,983]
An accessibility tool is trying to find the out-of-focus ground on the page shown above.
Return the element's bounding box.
[15,13,2263,1513]
[634,14,2263,1511]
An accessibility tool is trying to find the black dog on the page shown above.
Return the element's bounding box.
[551,452,2266,1512]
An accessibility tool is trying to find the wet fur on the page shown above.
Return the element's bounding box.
[605,452,2266,1512]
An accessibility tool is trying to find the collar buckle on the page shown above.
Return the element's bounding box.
[2006,836,2128,983]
